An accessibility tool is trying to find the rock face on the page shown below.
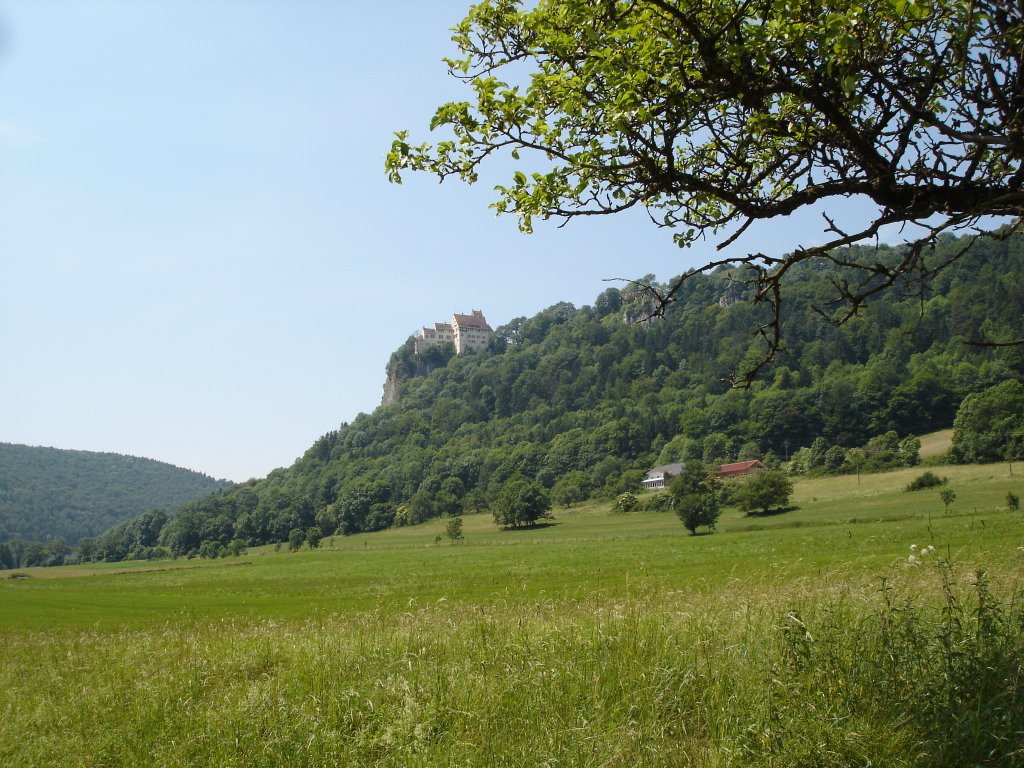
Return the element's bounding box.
[380,348,452,407]
[381,371,401,407]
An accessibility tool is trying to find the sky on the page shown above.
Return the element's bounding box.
[0,1,877,482]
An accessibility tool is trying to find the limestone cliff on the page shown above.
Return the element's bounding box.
[380,336,456,407]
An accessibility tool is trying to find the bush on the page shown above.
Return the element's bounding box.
[1007,492,1020,511]
[197,540,223,559]
[905,471,947,492]
[615,492,638,513]
[638,493,673,512]
[226,539,247,556]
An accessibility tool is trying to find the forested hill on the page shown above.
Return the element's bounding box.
[77,230,1024,561]
[0,444,232,544]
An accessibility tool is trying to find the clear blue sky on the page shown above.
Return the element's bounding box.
[0,1,870,482]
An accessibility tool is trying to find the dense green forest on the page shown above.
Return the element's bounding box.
[14,230,1024,567]
[0,444,230,554]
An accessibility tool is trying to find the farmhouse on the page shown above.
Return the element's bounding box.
[642,463,684,490]
[715,459,765,479]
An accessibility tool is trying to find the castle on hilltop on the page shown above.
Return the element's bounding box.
[415,309,493,355]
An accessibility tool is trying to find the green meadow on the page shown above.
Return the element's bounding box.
[2,457,1023,766]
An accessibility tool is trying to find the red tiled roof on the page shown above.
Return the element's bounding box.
[716,460,764,475]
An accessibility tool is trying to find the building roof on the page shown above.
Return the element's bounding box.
[716,460,764,475]
[645,463,684,479]
[452,311,493,331]
[419,323,453,337]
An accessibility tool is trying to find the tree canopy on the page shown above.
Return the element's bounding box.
[733,470,795,516]
[950,380,1024,463]
[670,460,721,534]
[493,475,553,529]
[387,0,1023,376]
[23,230,1023,568]
[0,444,230,545]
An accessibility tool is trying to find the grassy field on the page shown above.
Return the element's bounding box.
[918,428,953,460]
[2,459,1022,766]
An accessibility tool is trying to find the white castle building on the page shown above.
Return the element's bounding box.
[415,310,493,355]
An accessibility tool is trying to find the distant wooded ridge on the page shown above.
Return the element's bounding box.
[7,229,1024,566]
[0,443,232,544]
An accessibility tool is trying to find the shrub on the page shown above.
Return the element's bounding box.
[615,492,638,513]
[905,471,947,492]
[638,493,673,512]
[1006,492,1019,511]
[197,540,223,559]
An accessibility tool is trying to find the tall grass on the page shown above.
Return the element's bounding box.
[3,556,1022,767]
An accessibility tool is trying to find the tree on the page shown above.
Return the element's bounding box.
[702,433,734,466]
[160,509,203,558]
[950,380,1024,464]
[462,487,489,515]
[493,475,553,529]
[670,461,720,534]
[734,470,794,516]
[445,516,464,541]
[227,538,247,556]
[288,528,305,552]
[898,436,922,467]
[675,493,721,535]
[822,445,847,473]
[388,0,1023,377]
[198,540,223,559]
[76,537,97,563]
[0,541,16,570]
[552,470,591,508]
[808,437,832,471]
[43,537,70,567]
[939,487,957,514]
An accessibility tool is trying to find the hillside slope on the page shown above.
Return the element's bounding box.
[131,230,1024,557]
[0,444,231,544]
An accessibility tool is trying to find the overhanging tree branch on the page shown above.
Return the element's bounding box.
[387,0,1024,379]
